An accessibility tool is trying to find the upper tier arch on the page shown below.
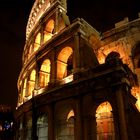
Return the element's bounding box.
[26,0,51,40]
[26,0,67,40]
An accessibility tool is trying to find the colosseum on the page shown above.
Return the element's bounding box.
[15,0,140,140]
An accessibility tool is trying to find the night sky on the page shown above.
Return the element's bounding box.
[0,0,139,110]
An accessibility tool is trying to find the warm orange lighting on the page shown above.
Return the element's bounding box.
[28,44,33,59]
[131,87,140,112]
[26,95,32,100]
[22,78,27,100]
[58,47,73,62]
[96,102,115,139]
[135,68,140,83]
[67,110,74,121]
[37,88,46,95]
[28,70,36,96]
[44,33,53,42]
[30,70,36,81]
[97,42,133,70]
[96,102,112,118]
[26,0,51,39]
[45,20,54,33]
[34,33,41,52]
[57,61,67,78]
[57,47,73,79]
[60,74,73,84]
[41,0,45,4]
[39,59,51,88]
[41,59,51,72]
[43,19,54,43]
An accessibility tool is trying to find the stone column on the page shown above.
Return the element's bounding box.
[40,24,44,46]
[48,104,54,140]
[116,85,128,140]
[31,101,37,140]
[49,50,57,87]
[75,98,83,140]
[73,33,81,79]
[55,8,59,33]
[34,61,40,95]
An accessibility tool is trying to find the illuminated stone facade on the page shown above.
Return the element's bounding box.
[15,0,140,139]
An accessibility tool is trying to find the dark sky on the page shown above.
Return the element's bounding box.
[0,0,139,110]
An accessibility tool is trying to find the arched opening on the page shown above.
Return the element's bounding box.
[55,109,75,140]
[39,59,51,88]
[67,110,74,121]
[34,32,41,52]
[96,102,115,140]
[37,114,48,140]
[28,70,36,98]
[66,110,75,140]
[17,120,24,140]
[57,47,73,80]
[43,19,54,43]
[67,54,73,76]
[25,118,32,140]
[105,51,120,62]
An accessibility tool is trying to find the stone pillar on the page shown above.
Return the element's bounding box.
[34,61,40,94]
[49,51,57,86]
[40,24,44,46]
[48,104,54,140]
[55,8,59,33]
[116,85,128,140]
[32,103,37,140]
[83,113,97,140]
[73,33,81,79]
[75,98,83,140]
